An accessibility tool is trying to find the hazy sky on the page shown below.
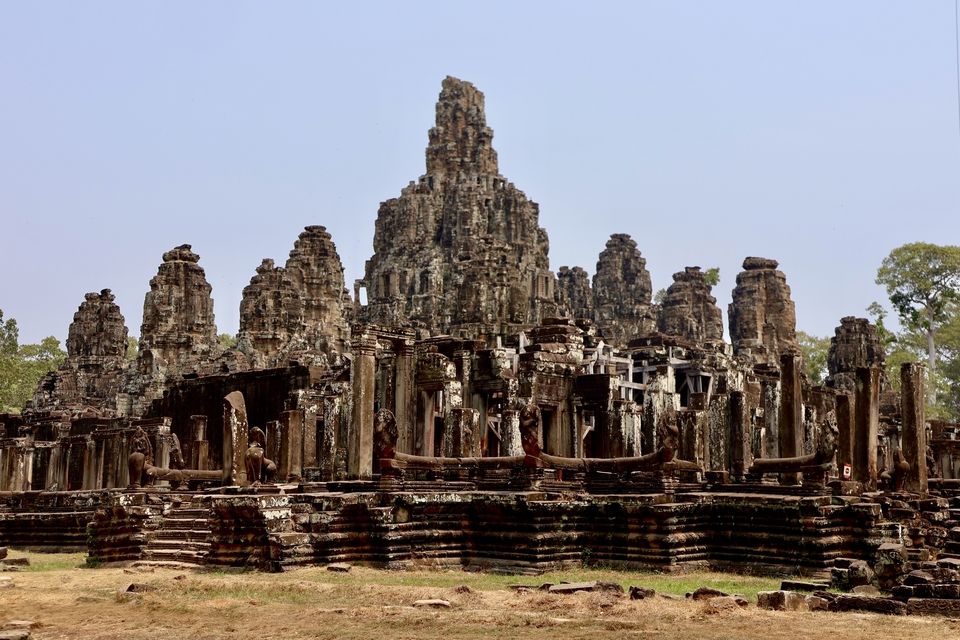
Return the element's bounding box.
[2,2,959,344]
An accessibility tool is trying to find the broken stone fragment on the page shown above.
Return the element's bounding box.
[686,586,728,601]
[548,581,599,594]
[851,584,880,596]
[326,562,351,573]
[779,580,830,592]
[756,590,808,611]
[629,586,656,600]
[828,594,906,615]
[413,599,451,608]
[2,557,29,567]
[702,596,747,614]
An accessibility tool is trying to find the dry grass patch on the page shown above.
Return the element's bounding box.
[0,552,958,640]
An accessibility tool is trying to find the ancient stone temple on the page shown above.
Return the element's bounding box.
[283,226,351,356]
[236,259,303,368]
[32,289,128,412]
[592,233,655,346]
[361,76,559,338]
[728,257,798,366]
[556,266,593,321]
[657,267,724,343]
[118,245,221,415]
[237,226,351,367]
[6,76,959,606]
[138,244,219,372]
[825,316,886,390]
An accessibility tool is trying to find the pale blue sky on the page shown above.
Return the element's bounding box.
[2,1,959,343]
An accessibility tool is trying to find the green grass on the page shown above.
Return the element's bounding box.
[4,549,87,572]
[310,566,784,601]
[1,550,786,602]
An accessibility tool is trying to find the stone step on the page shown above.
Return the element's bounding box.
[147,528,210,540]
[145,539,210,551]
[158,518,211,530]
[132,559,203,570]
[164,509,209,519]
[140,548,207,562]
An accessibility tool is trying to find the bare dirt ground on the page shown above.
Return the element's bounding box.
[2,551,959,640]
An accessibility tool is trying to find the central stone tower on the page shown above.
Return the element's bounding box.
[361,77,558,338]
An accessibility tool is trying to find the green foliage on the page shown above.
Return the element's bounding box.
[876,242,960,371]
[218,333,238,350]
[0,308,66,413]
[653,288,666,305]
[866,301,897,350]
[703,267,720,287]
[797,331,830,384]
[126,336,138,361]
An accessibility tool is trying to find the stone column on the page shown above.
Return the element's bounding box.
[302,398,319,471]
[189,415,209,470]
[853,366,880,490]
[707,395,728,472]
[349,331,377,479]
[729,390,752,481]
[442,408,481,458]
[222,391,249,486]
[278,409,303,482]
[501,409,522,456]
[835,391,855,475]
[394,339,416,454]
[901,362,927,493]
[762,379,780,458]
[265,420,281,469]
[778,353,803,485]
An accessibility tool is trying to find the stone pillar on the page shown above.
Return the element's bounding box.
[501,409,522,456]
[189,415,209,470]
[778,353,803,485]
[317,399,338,481]
[442,408,481,458]
[222,391,249,486]
[678,411,699,465]
[762,379,780,458]
[302,392,320,470]
[853,366,880,490]
[349,331,377,479]
[82,438,97,490]
[265,420,281,469]
[729,390,752,481]
[394,339,416,454]
[901,362,927,493]
[835,391,854,474]
[707,395,727,472]
[278,409,303,482]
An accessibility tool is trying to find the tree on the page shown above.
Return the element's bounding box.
[0,310,19,411]
[218,333,237,350]
[126,336,138,361]
[0,309,66,413]
[876,242,960,374]
[704,267,720,287]
[797,331,831,385]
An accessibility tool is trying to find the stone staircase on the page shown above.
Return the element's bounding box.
[135,496,212,569]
